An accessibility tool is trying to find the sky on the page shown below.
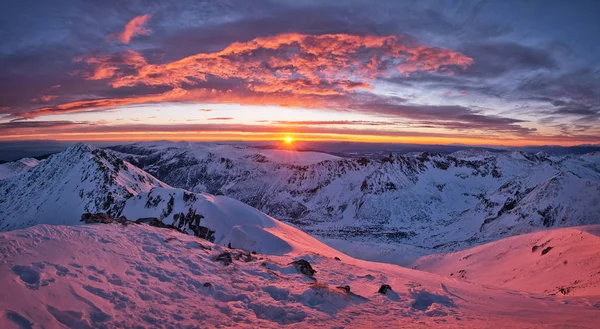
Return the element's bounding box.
[1,0,599,146]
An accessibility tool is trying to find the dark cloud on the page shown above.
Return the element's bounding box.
[2,0,600,144]
[459,41,557,78]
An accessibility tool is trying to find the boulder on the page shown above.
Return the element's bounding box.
[80,213,115,224]
[290,259,316,276]
[378,284,392,294]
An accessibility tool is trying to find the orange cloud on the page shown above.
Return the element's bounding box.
[2,121,598,146]
[75,50,147,80]
[15,88,342,119]
[82,33,472,96]
[30,95,58,103]
[109,14,152,44]
[207,117,234,121]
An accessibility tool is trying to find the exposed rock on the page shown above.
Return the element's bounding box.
[334,257,341,261]
[290,259,316,276]
[214,252,233,266]
[378,284,392,294]
[80,213,115,224]
[134,217,184,233]
[541,246,554,255]
[336,285,351,293]
[234,250,257,263]
[203,282,212,288]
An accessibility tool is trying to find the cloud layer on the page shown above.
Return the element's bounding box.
[1,0,599,145]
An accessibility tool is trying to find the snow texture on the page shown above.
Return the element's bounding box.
[1,223,600,328]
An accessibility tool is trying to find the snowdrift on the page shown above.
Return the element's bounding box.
[2,224,600,328]
[413,225,600,296]
[121,187,343,257]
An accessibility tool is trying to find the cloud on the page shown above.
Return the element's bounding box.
[199,108,212,112]
[30,95,58,103]
[207,117,234,120]
[272,120,395,126]
[78,33,472,96]
[459,41,557,78]
[109,14,152,44]
[2,120,598,146]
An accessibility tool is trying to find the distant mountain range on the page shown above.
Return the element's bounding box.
[1,141,599,263]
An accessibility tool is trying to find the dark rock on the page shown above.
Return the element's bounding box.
[193,225,216,243]
[203,282,212,288]
[336,285,351,293]
[532,245,540,253]
[334,257,341,261]
[234,250,256,263]
[558,287,571,295]
[214,252,233,266]
[193,241,211,250]
[290,259,316,276]
[378,284,392,294]
[541,246,553,255]
[80,213,114,224]
[134,217,185,233]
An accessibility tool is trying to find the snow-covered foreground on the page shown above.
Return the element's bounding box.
[2,224,600,328]
[413,225,600,296]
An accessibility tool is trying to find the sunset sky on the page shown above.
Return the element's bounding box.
[1,0,599,145]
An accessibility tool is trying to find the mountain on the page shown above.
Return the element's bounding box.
[0,143,167,231]
[0,157,40,180]
[2,141,599,264]
[111,142,600,258]
[2,222,600,328]
[120,186,343,256]
[413,225,600,296]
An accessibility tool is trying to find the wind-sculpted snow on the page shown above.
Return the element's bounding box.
[111,142,600,258]
[121,187,342,256]
[0,143,167,231]
[413,225,600,296]
[1,224,600,328]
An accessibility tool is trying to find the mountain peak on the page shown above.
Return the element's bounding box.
[63,142,95,155]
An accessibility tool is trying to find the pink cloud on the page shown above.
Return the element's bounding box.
[109,14,152,44]
[82,33,472,96]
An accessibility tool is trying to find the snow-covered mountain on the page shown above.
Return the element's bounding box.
[111,142,600,256]
[0,143,167,231]
[1,142,600,328]
[121,186,343,256]
[2,222,599,328]
[0,157,40,180]
[2,141,599,262]
[413,225,600,296]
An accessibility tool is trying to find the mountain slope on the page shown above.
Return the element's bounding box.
[2,223,600,328]
[413,225,600,296]
[0,157,40,180]
[0,143,167,231]
[111,142,600,255]
[121,186,343,256]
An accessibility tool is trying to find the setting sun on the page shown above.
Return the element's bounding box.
[284,136,293,144]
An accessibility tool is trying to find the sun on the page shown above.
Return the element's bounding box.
[284,136,293,144]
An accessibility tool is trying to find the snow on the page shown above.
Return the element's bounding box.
[254,149,341,165]
[414,225,600,296]
[109,142,600,260]
[2,142,600,327]
[0,157,40,180]
[2,223,600,328]
[0,143,167,231]
[121,187,343,257]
